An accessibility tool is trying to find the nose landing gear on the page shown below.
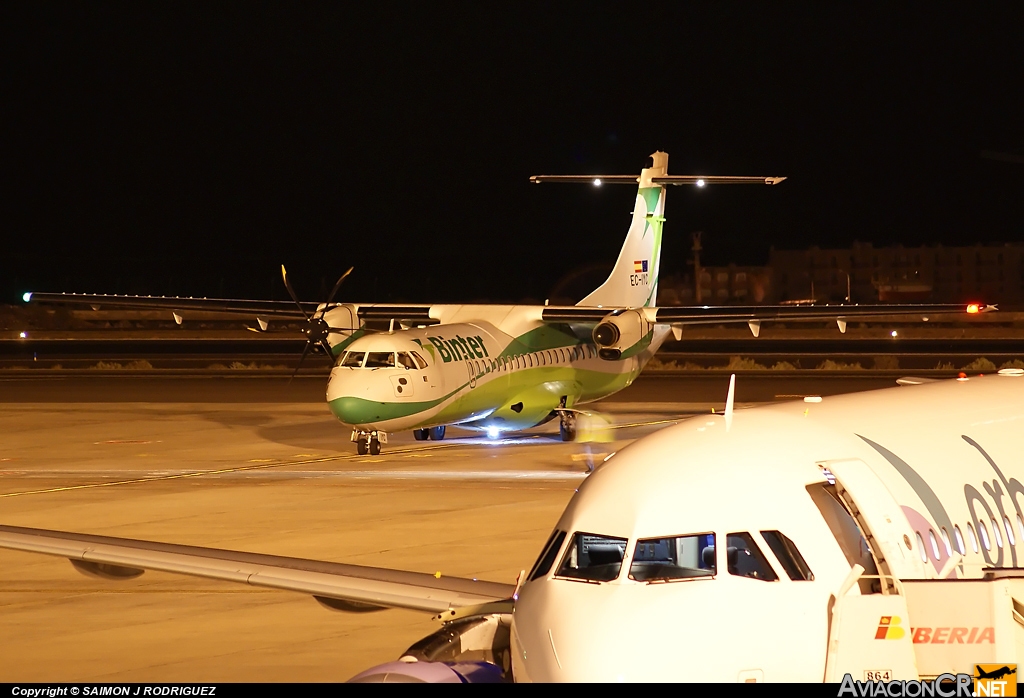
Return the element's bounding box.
[351,429,388,455]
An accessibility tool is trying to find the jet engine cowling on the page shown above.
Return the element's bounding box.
[592,309,653,360]
[347,614,511,683]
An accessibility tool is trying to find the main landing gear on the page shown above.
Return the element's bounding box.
[559,411,577,442]
[352,429,388,455]
[413,426,447,441]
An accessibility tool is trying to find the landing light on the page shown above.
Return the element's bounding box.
[22,292,32,303]
[19,331,27,338]
[696,179,706,188]
[487,427,500,439]
[891,330,898,337]
[593,178,601,187]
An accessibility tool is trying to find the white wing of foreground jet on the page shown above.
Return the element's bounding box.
[22,151,989,455]
[4,372,1024,683]
[0,525,513,616]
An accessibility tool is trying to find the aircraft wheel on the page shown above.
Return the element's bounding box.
[356,437,369,455]
[429,425,446,440]
[559,414,577,442]
[413,428,429,441]
[368,436,381,455]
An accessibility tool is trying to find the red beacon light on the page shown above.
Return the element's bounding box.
[966,303,981,314]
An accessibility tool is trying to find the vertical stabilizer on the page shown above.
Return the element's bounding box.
[578,152,667,308]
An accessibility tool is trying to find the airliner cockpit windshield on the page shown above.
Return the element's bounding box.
[556,532,628,582]
[629,533,717,582]
[338,351,428,369]
[340,351,365,367]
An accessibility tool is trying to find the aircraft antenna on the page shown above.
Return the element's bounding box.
[725,374,736,432]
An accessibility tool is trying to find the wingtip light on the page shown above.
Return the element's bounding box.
[22,292,32,303]
[966,303,980,314]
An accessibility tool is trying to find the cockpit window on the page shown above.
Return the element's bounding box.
[726,532,779,582]
[364,352,396,368]
[340,351,365,368]
[397,352,418,370]
[528,530,567,581]
[628,533,716,582]
[411,352,428,369]
[760,530,814,581]
[556,532,628,582]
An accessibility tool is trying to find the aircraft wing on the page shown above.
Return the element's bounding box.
[0,524,514,615]
[542,302,991,324]
[25,293,439,326]
[25,292,988,333]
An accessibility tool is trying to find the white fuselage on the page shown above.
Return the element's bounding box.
[509,374,1024,681]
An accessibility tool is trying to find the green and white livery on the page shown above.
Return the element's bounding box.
[324,152,753,452]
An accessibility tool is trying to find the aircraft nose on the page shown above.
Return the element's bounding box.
[513,578,721,681]
[326,369,383,426]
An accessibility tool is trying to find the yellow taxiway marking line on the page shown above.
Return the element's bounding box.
[0,442,466,499]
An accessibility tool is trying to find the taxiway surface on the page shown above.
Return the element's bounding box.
[0,373,898,681]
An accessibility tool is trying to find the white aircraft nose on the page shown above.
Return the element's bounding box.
[513,577,724,682]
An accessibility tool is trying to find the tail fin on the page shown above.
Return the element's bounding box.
[578,152,667,308]
[529,153,784,308]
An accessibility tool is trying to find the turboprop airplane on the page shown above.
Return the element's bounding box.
[3,372,1024,681]
[24,152,986,454]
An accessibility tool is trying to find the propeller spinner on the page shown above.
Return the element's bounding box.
[281,265,353,378]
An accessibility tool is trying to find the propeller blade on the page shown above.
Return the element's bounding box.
[319,339,337,365]
[322,267,354,310]
[280,265,310,320]
[289,340,314,383]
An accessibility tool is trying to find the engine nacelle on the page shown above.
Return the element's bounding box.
[347,614,511,683]
[592,309,653,360]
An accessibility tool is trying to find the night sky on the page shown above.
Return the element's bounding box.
[3,5,1023,305]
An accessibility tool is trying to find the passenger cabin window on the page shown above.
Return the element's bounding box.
[341,351,366,368]
[628,533,716,582]
[991,519,1002,549]
[529,530,567,581]
[940,528,952,556]
[365,352,396,369]
[556,532,628,582]
[967,523,979,553]
[954,525,966,555]
[760,530,814,581]
[726,532,779,581]
[978,520,991,551]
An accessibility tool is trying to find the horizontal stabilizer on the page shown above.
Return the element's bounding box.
[530,175,785,185]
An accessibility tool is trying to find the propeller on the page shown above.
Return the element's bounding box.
[281,264,353,378]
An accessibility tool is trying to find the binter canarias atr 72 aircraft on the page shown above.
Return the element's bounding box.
[2,373,1024,682]
[26,152,986,454]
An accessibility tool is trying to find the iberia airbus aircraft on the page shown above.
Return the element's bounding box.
[2,373,1023,681]
[26,152,984,454]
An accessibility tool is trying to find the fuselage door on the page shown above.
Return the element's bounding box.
[818,459,927,588]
